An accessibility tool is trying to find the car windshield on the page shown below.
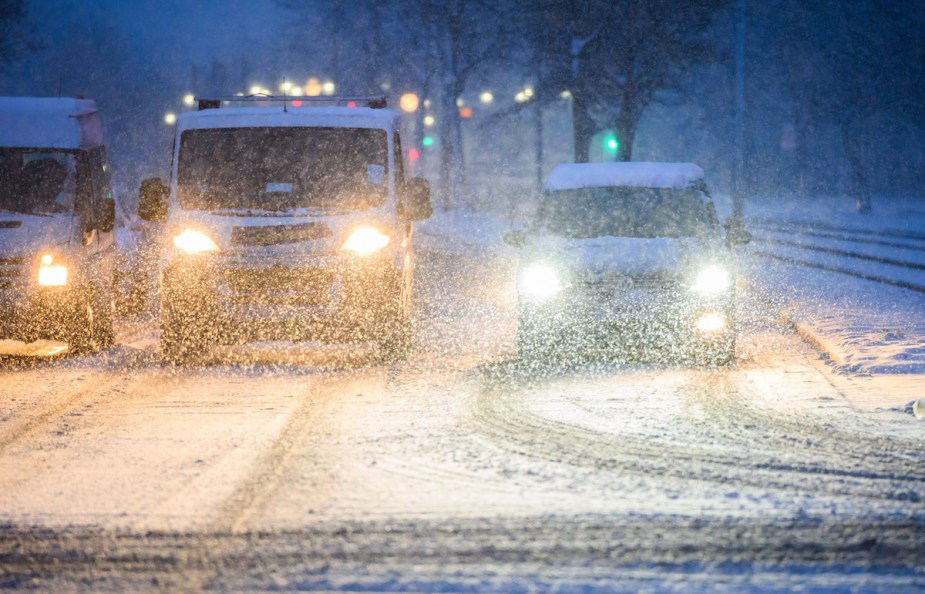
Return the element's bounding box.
[177,126,389,211]
[538,185,717,239]
[0,149,77,215]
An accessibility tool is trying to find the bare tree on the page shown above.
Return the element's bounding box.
[0,0,41,68]
[519,0,728,163]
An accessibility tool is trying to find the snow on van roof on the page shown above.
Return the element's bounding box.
[544,162,705,191]
[0,97,102,149]
[177,105,401,133]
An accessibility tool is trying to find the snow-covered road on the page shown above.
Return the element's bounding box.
[1,239,924,591]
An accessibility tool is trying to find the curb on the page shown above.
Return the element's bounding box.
[788,317,848,367]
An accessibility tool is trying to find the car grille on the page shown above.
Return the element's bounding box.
[0,257,26,288]
[222,266,334,306]
[230,222,332,247]
[580,271,681,294]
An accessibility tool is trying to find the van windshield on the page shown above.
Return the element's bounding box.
[177,127,389,211]
[0,149,77,215]
[538,186,717,239]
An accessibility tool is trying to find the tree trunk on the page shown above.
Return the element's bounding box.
[572,90,594,163]
[840,119,871,214]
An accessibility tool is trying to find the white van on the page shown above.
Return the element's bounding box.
[138,96,431,363]
[0,97,117,354]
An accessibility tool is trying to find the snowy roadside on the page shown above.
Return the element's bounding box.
[415,206,514,257]
[742,195,925,376]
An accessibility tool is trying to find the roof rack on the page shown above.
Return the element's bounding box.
[195,94,388,111]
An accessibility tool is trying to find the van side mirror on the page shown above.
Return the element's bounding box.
[724,217,752,246]
[405,177,432,221]
[138,178,168,223]
[99,197,116,232]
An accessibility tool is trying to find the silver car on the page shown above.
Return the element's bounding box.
[507,162,750,365]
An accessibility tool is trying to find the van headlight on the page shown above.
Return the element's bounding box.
[341,226,390,255]
[37,253,68,286]
[520,262,564,301]
[173,229,219,254]
[691,265,730,295]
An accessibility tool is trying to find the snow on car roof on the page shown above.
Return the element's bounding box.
[177,105,401,132]
[544,162,705,191]
[0,97,102,149]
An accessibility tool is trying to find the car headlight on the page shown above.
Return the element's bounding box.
[691,265,730,294]
[520,262,564,301]
[341,226,390,255]
[173,229,219,255]
[37,253,68,286]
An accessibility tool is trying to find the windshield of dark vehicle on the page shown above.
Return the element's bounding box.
[0,150,77,215]
[177,127,388,211]
[538,186,717,238]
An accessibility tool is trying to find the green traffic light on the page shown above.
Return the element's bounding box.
[422,136,434,147]
[606,138,618,151]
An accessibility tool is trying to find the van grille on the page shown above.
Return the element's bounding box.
[223,266,334,306]
[0,258,26,288]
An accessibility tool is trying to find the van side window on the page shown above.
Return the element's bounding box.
[75,147,112,229]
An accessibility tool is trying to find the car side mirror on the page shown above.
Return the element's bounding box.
[138,178,168,223]
[724,217,752,246]
[503,229,527,248]
[99,197,116,232]
[405,177,432,221]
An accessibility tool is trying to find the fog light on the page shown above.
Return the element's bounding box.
[37,254,68,286]
[697,312,727,333]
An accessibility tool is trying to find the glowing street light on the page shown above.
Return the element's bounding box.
[164,112,177,125]
[423,115,435,127]
[399,92,420,113]
[455,97,465,107]
[305,78,322,97]
[279,81,292,93]
[479,91,494,104]
[183,93,195,107]
[322,81,335,95]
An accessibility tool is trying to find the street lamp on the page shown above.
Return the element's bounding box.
[164,112,176,125]
[183,94,195,107]
[479,91,493,104]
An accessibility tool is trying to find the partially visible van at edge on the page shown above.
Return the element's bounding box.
[0,97,117,355]
[137,95,432,364]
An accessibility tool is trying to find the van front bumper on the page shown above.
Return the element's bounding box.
[161,251,406,343]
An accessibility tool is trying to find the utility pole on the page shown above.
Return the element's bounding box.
[733,0,746,221]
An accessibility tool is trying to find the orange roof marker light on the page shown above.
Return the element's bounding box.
[399,93,419,113]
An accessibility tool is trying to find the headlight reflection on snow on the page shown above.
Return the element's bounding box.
[37,253,68,286]
[173,229,220,255]
[691,265,730,294]
[520,262,564,301]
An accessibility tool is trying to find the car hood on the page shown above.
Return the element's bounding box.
[0,212,73,258]
[528,234,709,277]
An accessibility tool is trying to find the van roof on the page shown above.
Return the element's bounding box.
[176,105,401,134]
[544,162,705,192]
[0,97,103,149]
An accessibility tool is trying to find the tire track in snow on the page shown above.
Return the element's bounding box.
[469,361,925,504]
[0,370,139,455]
